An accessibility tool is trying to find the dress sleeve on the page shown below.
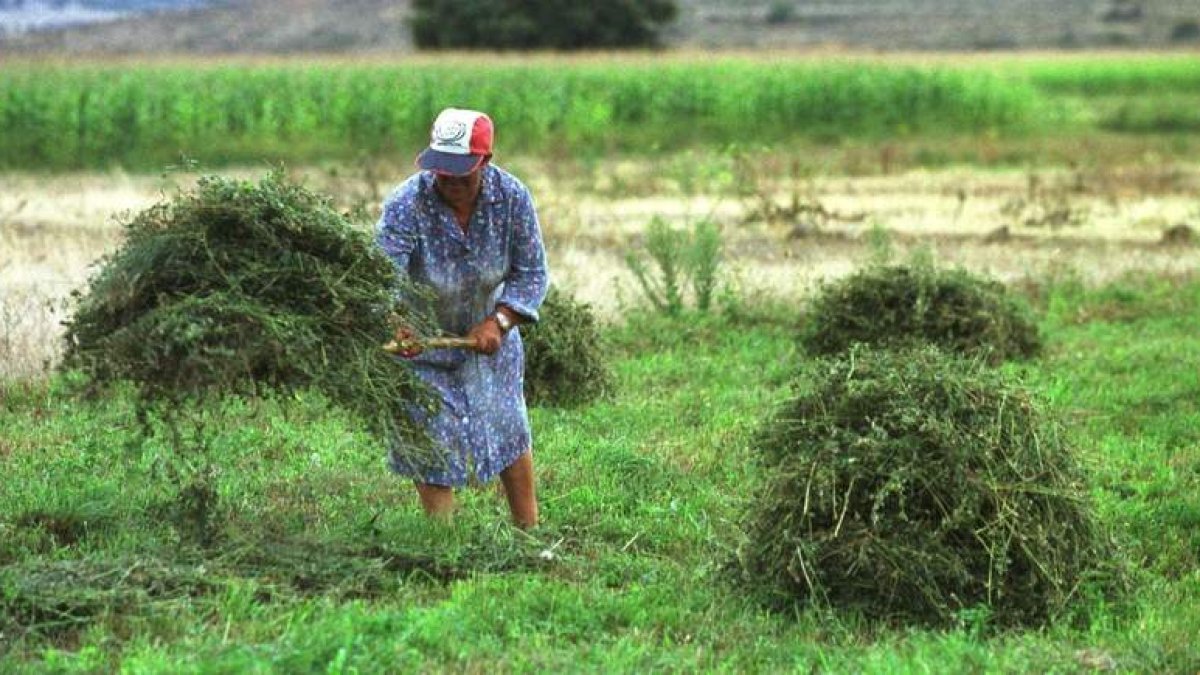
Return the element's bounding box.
[375,196,417,284]
[375,191,465,370]
[497,187,549,322]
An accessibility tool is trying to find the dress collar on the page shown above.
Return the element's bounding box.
[477,164,504,205]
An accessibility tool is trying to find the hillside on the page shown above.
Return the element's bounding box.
[0,0,1199,53]
[0,0,411,53]
[676,0,1200,50]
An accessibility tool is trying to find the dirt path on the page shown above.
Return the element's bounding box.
[3,165,1198,378]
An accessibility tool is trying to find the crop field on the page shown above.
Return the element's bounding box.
[2,52,1200,671]
[3,52,1200,170]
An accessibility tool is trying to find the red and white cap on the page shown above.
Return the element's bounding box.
[417,108,494,176]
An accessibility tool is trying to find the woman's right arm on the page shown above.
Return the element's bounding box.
[375,194,418,279]
[375,192,465,369]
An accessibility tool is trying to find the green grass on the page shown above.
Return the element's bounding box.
[1021,54,1200,95]
[1013,54,1200,134]
[7,54,1200,171]
[2,274,1199,671]
[0,57,1041,170]
[5,53,1199,173]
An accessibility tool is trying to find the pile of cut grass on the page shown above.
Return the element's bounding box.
[61,172,431,451]
[522,287,613,408]
[739,345,1123,628]
[801,262,1041,364]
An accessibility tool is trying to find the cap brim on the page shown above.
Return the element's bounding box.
[417,148,484,176]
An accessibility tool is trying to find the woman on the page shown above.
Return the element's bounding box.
[375,108,549,528]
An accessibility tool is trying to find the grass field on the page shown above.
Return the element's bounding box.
[1,272,1198,671]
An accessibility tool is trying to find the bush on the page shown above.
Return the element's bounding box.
[61,172,431,451]
[737,345,1122,627]
[624,217,724,316]
[1171,20,1200,42]
[521,288,613,407]
[765,1,797,25]
[801,261,1041,364]
[411,0,678,50]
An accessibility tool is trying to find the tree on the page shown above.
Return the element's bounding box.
[410,0,678,50]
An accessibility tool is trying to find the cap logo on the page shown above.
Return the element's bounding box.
[433,121,468,145]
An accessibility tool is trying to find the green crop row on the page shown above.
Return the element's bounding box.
[4,54,1198,172]
[1020,54,1200,95]
[0,59,1039,170]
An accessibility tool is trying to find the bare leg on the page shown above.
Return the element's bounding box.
[415,482,455,520]
[499,450,538,529]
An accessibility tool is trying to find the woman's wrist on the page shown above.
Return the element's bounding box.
[492,307,517,332]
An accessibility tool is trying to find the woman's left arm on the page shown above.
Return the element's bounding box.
[496,188,549,323]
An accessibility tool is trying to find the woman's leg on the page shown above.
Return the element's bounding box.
[415,482,455,519]
[500,450,538,529]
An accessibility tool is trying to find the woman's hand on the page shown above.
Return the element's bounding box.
[390,326,423,358]
[467,316,504,355]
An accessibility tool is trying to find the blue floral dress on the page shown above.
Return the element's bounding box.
[375,165,549,486]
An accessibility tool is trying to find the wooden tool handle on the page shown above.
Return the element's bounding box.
[382,335,478,354]
[422,336,479,350]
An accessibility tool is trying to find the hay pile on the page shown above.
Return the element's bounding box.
[739,345,1119,627]
[61,172,430,448]
[801,262,1041,363]
[521,288,613,407]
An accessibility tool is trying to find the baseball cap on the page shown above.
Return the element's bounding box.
[416,108,494,176]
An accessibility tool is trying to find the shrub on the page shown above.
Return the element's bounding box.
[61,172,432,452]
[1171,20,1200,42]
[625,217,724,316]
[738,345,1123,627]
[410,0,678,50]
[765,1,796,25]
[521,288,613,408]
[801,261,1041,364]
